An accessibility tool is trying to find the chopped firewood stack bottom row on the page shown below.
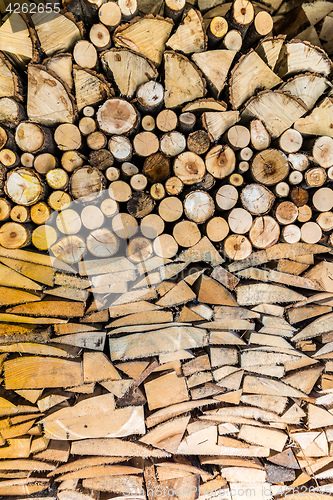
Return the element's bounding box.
[1,241,333,499]
[0,0,333,498]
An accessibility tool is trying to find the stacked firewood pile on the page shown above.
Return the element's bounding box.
[0,0,333,498]
[0,0,333,260]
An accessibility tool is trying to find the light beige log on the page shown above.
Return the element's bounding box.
[250,119,271,150]
[173,151,206,185]
[114,16,173,67]
[48,191,71,211]
[112,213,138,239]
[164,51,206,108]
[10,205,30,224]
[70,167,106,202]
[110,326,208,361]
[34,153,57,175]
[165,176,183,196]
[99,1,121,28]
[141,214,165,239]
[0,223,31,249]
[203,110,239,142]
[301,222,322,244]
[101,48,157,99]
[313,187,333,212]
[61,150,84,172]
[127,236,153,263]
[160,131,186,157]
[97,98,139,135]
[206,217,229,242]
[241,184,275,215]
[133,131,159,157]
[27,65,76,126]
[90,23,111,49]
[73,40,97,68]
[5,168,44,206]
[173,221,201,248]
[279,129,303,153]
[153,234,178,259]
[223,30,242,50]
[282,225,301,244]
[216,184,238,210]
[224,235,252,261]
[15,122,53,154]
[228,208,252,234]
[230,51,281,109]
[158,196,183,222]
[184,191,215,223]
[51,235,86,264]
[108,135,132,162]
[54,124,81,151]
[243,90,307,140]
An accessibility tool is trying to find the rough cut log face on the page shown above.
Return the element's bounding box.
[5,169,44,206]
[167,8,207,54]
[1,2,333,499]
[27,65,77,126]
[74,67,113,111]
[113,16,173,66]
[0,53,23,101]
[32,12,82,57]
[242,90,308,139]
[0,13,35,64]
[251,149,289,185]
[192,50,236,97]
[164,51,206,108]
[229,50,282,109]
[101,48,158,98]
